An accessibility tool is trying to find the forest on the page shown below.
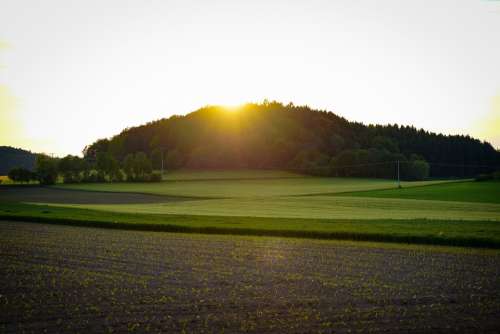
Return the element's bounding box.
[0,146,36,175]
[82,101,500,179]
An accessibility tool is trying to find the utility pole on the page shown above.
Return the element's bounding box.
[160,147,166,178]
[397,160,401,188]
[161,149,164,177]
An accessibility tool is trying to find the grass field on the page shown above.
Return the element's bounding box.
[161,168,303,181]
[50,174,499,221]
[341,181,500,204]
[2,202,500,248]
[1,170,500,248]
[53,195,500,221]
[55,177,451,198]
[2,171,500,332]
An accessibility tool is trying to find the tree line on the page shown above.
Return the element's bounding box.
[82,101,500,180]
[0,146,36,175]
[7,152,161,185]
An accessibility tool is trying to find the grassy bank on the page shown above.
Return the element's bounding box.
[1,202,500,249]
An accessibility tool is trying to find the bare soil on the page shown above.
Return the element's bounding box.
[0,186,178,204]
[1,221,499,333]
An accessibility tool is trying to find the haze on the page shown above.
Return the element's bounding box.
[1,0,499,156]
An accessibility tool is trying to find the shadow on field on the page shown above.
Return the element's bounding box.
[0,186,181,204]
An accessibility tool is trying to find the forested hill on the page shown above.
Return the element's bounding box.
[0,146,36,175]
[84,101,500,178]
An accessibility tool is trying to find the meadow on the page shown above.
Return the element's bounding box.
[53,194,500,221]
[2,171,500,332]
[341,180,500,204]
[3,201,500,248]
[1,170,499,248]
[54,172,451,198]
[49,172,499,225]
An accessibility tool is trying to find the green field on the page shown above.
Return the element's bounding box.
[51,174,499,221]
[2,170,500,248]
[341,181,500,204]
[2,202,500,248]
[53,195,500,221]
[55,176,451,198]
[161,169,303,181]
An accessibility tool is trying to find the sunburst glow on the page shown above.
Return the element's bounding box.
[1,0,499,155]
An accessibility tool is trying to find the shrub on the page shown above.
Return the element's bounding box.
[62,174,79,184]
[475,174,492,182]
[149,172,162,182]
[8,167,36,183]
[405,159,430,181]
[96,172,106,183]
[475,171,500,182]
[110,169,124,182]
[81,171,100,183]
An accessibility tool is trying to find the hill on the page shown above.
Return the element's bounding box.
[0,146,36,175]
[83,101,500,178]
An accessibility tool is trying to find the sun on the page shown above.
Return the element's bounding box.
[220,103,244,112]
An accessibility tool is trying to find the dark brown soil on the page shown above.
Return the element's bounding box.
[0,186,178,204]
[1,221,499,333]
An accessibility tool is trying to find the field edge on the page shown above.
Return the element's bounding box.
[1,212,500,250]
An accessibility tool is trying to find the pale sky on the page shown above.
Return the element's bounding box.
[1,0,499,156]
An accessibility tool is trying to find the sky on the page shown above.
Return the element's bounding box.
[1,0,499,156]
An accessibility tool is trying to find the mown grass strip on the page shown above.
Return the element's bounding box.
[1,202,499,249]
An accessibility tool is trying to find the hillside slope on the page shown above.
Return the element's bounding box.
[83,101,500,178]
[0,146,36,174]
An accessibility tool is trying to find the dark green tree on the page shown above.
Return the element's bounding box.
[96,152,120,182]
[123,152,153,181]
[81,101,500,178]
[151,147,164,170]
[133,152,152,180]
[59,155,86,183]
[123,154,135,180]
[371,136,399,153]
[35,155,58,185]
[165,149,183,170]
[8,167,35,183]
[405,159,430,180]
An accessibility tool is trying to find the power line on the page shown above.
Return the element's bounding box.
[424,162,500,168]
[328,161,396,169]
[328,160,499,170]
